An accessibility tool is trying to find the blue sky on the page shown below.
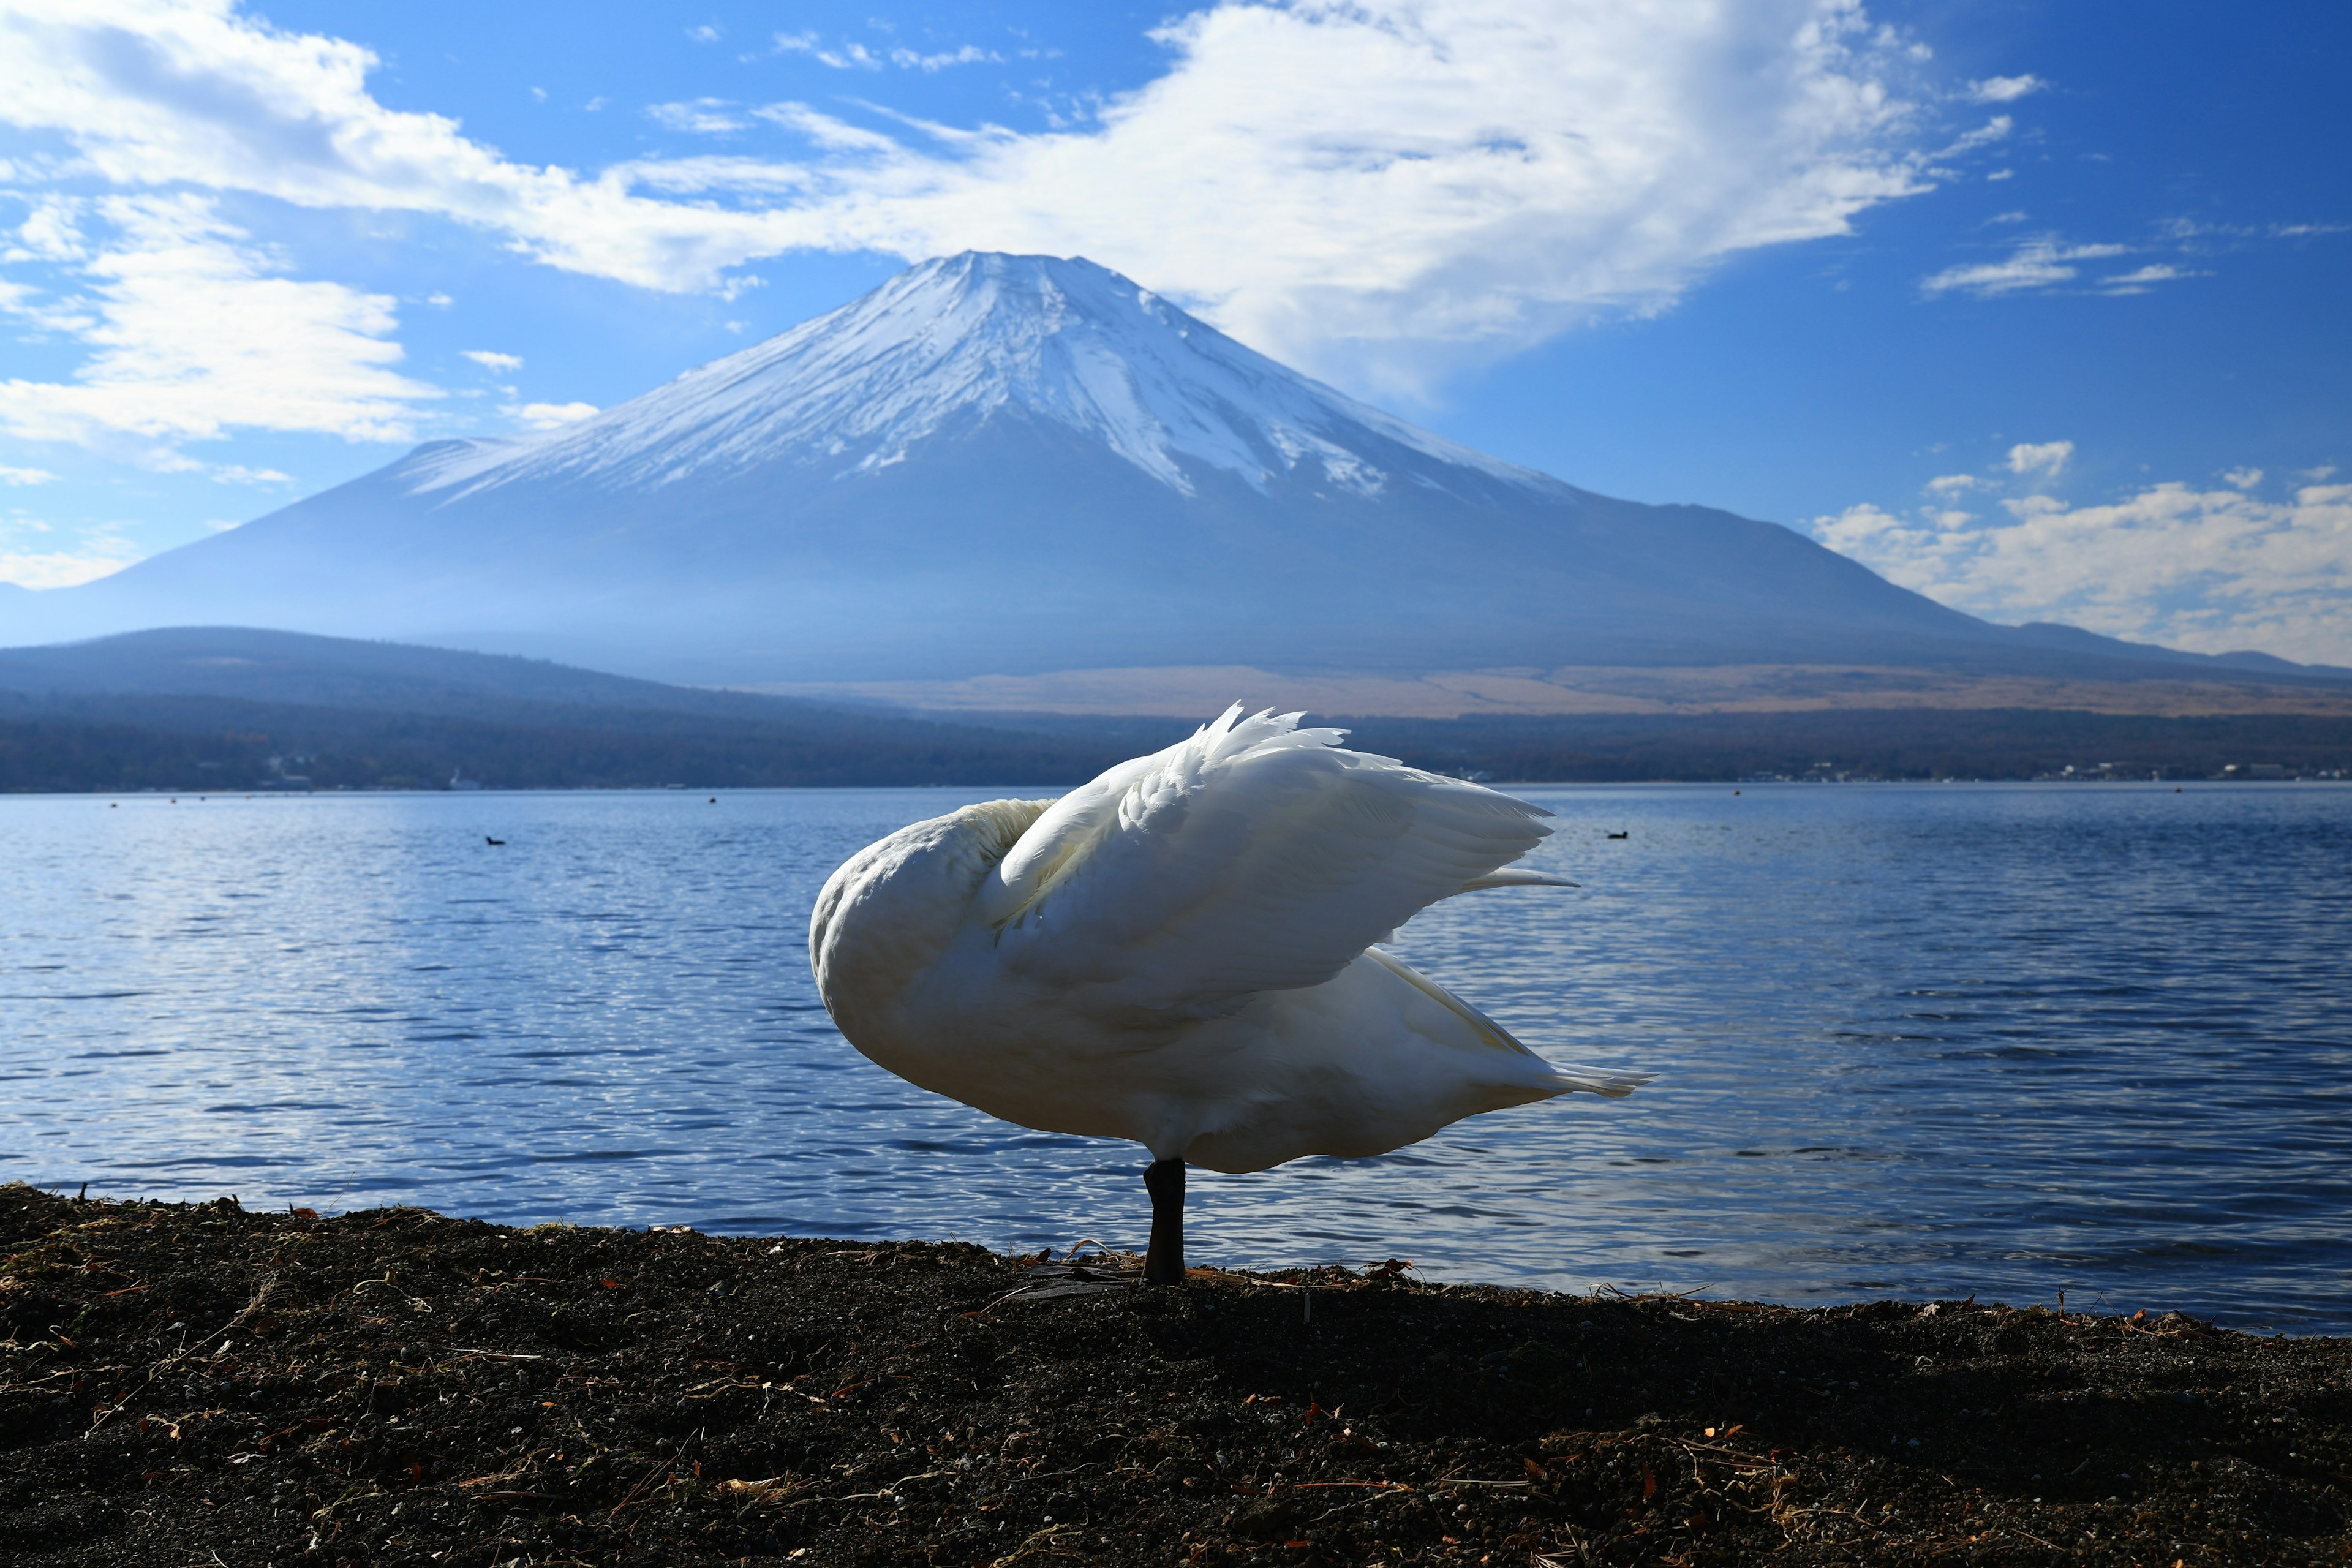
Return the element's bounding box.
[2,0,2346,662]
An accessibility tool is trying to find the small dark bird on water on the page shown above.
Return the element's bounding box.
[485,836,505,846]
[1606,831,1629,839]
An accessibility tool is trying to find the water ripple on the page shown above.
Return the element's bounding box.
[1,783,2346,1331]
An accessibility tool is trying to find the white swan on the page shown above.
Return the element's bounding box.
[809,704,1646,1283]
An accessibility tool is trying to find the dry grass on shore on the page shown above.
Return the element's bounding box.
[2,1183,2346,1566]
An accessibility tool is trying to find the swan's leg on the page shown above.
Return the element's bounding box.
[1142,1158,1185,1286]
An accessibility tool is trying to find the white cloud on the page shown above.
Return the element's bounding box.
[1932,221,2334,302]
[2098,262,2201,295]
[687,23,721,43]
[1924,473,1981,494]
[647,98,748,135]
[0,530,140,587]
[818,42,883,70]
[744,103,900,154]
[1984,168,2013,181]
[0,0,1947,389]
[1816,477,2352,665]
[1936,115,2013,156]
[1966,75,2046,104]
[513,400,597,429]
[1920,238,2130,297]
[889,45,1001,72]
[2007,440,2072,477]
[424,291,453,307]
[208,462,291,483]
[2222,466,2263,489]
[0,2,824,296]
[462,349,523,371]
[7,195,87,260]
[0,194,440,453]
[0,464,59,484]
[774,32,884,70]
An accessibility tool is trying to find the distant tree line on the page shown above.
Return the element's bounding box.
[1341,709,2352,782]
[0,692,1134,793]
[1,691,2347,793]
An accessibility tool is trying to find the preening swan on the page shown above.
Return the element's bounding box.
[809,706,1646,1284]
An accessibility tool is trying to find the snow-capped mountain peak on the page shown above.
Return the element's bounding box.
[407,252,1555,501]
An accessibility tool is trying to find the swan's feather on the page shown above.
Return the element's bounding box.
[809,704,1648,1172]
[984,705,1558,1020]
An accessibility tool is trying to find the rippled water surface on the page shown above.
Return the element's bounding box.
[3,783,2346,1330]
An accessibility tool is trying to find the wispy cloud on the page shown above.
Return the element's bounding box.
[1966,75,2046,104]
[510,400,597,429]
[0,464,59,484]
[647,98,750,135]
[2097,262,2202,295]
[1934,115,2014,157]
[0,528,141,589]
[1920,238,2131,297]
[461,349,522,372]
[1928,218,2339,301]
[889,45,1002,72]
[0,194,440,456]
[1815,460,2352,665]
[774,32,884,71]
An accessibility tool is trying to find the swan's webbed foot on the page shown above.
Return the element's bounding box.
[1142,1158,1185,1286]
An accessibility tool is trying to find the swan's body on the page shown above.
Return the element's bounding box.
[809,706,1644,1272]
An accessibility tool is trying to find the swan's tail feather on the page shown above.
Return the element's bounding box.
[1540,1065,1653,1099]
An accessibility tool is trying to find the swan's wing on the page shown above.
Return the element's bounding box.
[981,706,1562,1019]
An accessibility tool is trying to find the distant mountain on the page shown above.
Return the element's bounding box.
[3,252,2340,691]
[0,625,844,721]
[0,627,1142,792]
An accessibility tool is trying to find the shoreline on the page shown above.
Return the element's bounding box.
[3,1184,2345,1566]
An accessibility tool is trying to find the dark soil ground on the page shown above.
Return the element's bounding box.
[2,1184,2345,1567]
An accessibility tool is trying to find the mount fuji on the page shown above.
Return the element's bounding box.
[1,252,2305,693]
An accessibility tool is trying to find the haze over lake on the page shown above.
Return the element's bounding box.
[4,783,2346,1332]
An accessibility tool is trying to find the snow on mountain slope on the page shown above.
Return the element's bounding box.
[407,252,1557,503]
[22,248,2286,693]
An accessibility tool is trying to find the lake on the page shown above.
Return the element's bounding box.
[2,782,2346,1332]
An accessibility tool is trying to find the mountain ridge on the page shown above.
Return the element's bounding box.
[4,251,2340,698]
[399,252,1555,505]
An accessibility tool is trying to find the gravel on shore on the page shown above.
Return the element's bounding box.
[2,1183,2345,1566]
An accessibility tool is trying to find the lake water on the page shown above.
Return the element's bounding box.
[3,783,2346,1332]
